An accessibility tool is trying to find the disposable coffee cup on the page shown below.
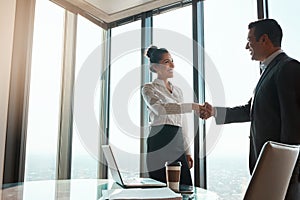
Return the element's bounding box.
[165,161,182,192]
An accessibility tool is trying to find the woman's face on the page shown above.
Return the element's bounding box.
[154,52,175,80]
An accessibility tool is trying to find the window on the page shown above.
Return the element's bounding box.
[109,21,142,178]
[71,15,105,179]
[25,0,64,181]
[153,6,194,181]
[204,0,258,199]
[268,1,300,60]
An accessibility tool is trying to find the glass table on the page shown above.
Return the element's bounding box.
[1,179,220,200]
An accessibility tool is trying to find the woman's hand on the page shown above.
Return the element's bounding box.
[199,102,215,119]
[186,155,193,169]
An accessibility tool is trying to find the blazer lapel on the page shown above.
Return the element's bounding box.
[250,53,287,115]
[256,53,286,92]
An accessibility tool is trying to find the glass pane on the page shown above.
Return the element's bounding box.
[153,6,194,182]
[109,21,141,178]
[24,0,64,181]
[72,15,104,179]
[204,0,258,199]
[268,1,300,60]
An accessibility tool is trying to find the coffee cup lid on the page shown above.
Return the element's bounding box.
[165,161,182,166]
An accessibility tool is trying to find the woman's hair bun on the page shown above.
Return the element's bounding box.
[145,45,158,59]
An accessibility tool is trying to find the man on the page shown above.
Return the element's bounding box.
[200,19,300,199]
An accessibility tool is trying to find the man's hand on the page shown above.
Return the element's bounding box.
[199,102,215,119]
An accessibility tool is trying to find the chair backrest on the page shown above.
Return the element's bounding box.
[244,141,299,200]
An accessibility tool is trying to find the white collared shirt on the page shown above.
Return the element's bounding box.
[141,78,193,154]
[260,49,283,73]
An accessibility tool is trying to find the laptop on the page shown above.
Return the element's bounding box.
[101,145,166,188]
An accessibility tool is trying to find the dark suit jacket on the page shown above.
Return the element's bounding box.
[214,52,300,178]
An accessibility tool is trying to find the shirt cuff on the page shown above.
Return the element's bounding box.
[214,107,217,118]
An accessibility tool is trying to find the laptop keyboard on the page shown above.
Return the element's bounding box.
[124,178,142,184]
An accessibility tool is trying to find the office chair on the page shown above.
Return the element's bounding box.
[244,141,299,200]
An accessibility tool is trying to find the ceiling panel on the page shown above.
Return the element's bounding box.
[51,0,186,28]
[84,0,155,15]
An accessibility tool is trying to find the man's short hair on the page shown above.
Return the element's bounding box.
[248,19,282,47]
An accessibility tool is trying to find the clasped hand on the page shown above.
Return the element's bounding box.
[192,102,215,119]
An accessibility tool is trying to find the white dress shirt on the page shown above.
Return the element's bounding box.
[142,78,193,154]
[260,49,283,73]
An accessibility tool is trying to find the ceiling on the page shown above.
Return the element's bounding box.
[51,0,188,29]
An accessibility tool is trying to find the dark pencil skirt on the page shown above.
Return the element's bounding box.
[146,125,192,186]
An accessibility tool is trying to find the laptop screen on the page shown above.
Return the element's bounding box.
[102,145,166,188]
[102,145,125,185]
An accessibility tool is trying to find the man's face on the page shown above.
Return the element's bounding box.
[245,28,265,61]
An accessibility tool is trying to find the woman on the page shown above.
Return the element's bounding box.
[142,46,200,186]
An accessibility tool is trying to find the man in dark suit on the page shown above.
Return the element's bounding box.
[200,19,300,199]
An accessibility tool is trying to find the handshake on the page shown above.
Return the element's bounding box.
[192,102,215,120]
